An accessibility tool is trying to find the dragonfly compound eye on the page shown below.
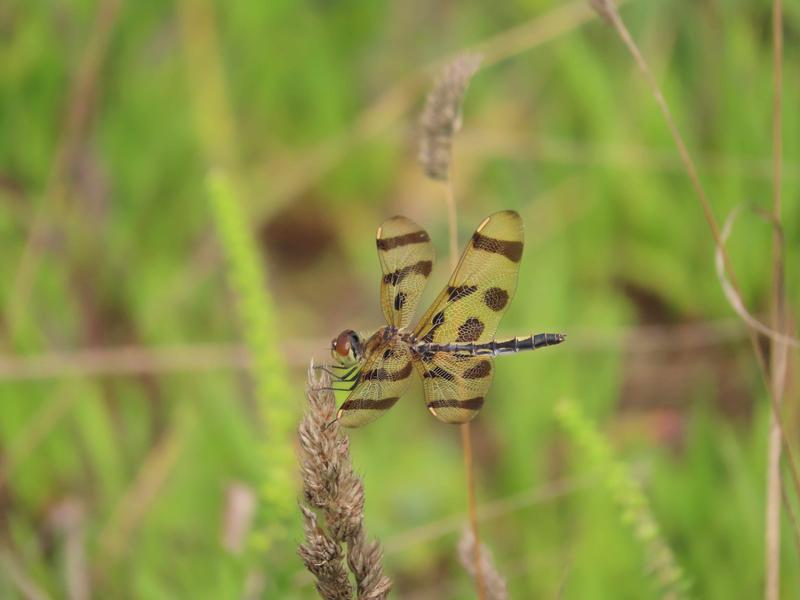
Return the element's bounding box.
[333,331,352,359]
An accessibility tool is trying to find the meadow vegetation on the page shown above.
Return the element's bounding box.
[1,1,798,598]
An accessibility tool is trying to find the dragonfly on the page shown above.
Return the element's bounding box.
[326,210,565,427]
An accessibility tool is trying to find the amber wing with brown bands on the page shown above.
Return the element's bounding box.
[411,210,523,422]
[413,352,495,423]
[376,216,435,329]
[337,338,414,427]
[414,210,523,346]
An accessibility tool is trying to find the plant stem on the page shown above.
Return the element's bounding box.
[445,181,460,264]
[461,422,485,599]
[600,1,800,531]
[445,181,485,600]
[766,1,787,598]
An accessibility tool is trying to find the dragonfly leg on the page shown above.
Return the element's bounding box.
[334,366,360,382]
[314,365,360,381]
[314,363,352,370]
[314,365,340,378]
[316,383,359,392]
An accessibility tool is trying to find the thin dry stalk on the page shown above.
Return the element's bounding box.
[299,365,391,600]
[766,1,787,597]
[713,207,798,347]
[452,180,484,598]
[459,422,485,599]
[780,480,800,575]
[444,175,460,262]
[458,528,508,600]
[0,344,249,381]
[589,0,800,528]
[715,209,800,563]
[0,318,753,382]
[48,498,90,600]
[419,52,488,600]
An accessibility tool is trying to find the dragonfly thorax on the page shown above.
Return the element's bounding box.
[363,326,399,356]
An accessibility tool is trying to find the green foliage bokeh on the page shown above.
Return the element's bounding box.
[1,1,798,598]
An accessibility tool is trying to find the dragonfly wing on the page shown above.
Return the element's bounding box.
[413,353,494,424]
[414,210,523,345]
[337,338,414,427]
[377,216,435,329]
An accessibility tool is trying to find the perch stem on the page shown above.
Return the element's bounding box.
[445,181,485,600]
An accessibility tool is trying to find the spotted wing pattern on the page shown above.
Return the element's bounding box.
[412,353,494,424]
[414,210,523,345]
[412,210,523,423]
[337,337,414,427]
[377,216,435,329]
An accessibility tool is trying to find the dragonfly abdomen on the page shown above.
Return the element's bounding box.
[417,332,565,357]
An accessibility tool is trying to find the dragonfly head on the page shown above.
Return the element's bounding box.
[331,329,364,365]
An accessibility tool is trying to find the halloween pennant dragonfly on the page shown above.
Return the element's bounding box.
[327,210,565,427]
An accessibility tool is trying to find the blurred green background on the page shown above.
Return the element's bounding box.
[2,0,799,598]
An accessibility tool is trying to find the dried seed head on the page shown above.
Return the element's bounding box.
[419,52,483,181]
[348,529,392,599]
[298,363,392,599]
[458,527,508,600]
[298,506,353,600]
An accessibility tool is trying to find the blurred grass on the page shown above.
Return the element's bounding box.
[555,398,690,598]
[1,0,799,598]
[207,172,296,558]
